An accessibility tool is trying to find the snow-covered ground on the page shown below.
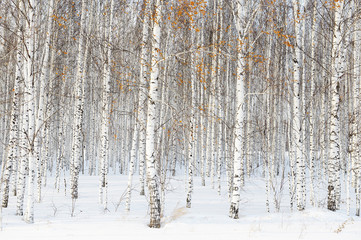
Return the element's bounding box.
[1,174,360,240]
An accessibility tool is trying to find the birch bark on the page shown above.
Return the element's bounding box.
[229,0,247,219]
[99,0,114,211]
[70,0,87,201]
[24,0,37,223]
[292,0,305,211]
[145,0,162,228]
[186,26,196,208]
[138,0,151,196]
[308,0,317,207]
[352,1,361,216]
[328,0,344,211]
[1,16,22,208]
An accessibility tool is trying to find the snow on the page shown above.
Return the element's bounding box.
[1,174,360,240]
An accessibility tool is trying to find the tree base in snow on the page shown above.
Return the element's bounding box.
[148,220,161,228]
[229,204,239,219]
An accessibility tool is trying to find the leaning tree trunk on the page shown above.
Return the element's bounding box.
[1,22,22,209]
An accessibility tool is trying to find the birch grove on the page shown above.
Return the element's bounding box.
[0,0,361,229]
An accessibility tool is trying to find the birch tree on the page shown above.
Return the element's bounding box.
[1,10,22,208]
[328,0,344,211]
[229,0,248,219]
[138,0,151,196]
[292,0,306,211]
[23,0,37,223]
[99,0,114,211]
[70,0,87,203]
[351,0,361,216]
[186,27,196,209]
[308,0,317,207]
[145,0,162,228]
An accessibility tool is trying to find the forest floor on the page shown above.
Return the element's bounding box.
[0,173,360,240]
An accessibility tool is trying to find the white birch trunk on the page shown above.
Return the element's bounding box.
[24,0,36,223]
[328,0,344,211]
[246,78,252,177]
[16,103,28,216]
[99,0,114,211]
[265,31,273,212]
[292,0,305,211]
[126,122,137,211]
[15,0,28,218]
[138,0,151,196]
[70,0,87,201]
[352,1,361,216]
[308,0,317,207]
[1,23,22,208]
[216,1,224,195]
[229,0,247,219]
[145,0,162,228]
[186,27,196,208]
[225,60,233,202]
[200,24,206,185]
